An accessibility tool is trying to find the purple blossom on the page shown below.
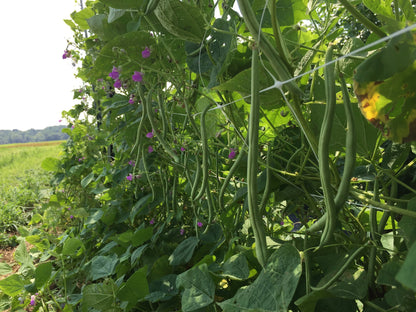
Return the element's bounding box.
[126,174,133,181]
[128,95,135,104]
[228,148,236,159]
[180,147,186,152]
[109,66,120,79]
[132,71,143,82]
[180,228,185,235]
[149,218,155,225]
[30,295,36,306]
[114,79,122,89]
[197,221,203,228]
[142,47,151,58]
[148,145,154,153]
[146,130,154,138]
[70,215,74,219]
[62,50,71,59]
[128,160,136,166]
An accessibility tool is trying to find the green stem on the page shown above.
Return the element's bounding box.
[310,242,370,291]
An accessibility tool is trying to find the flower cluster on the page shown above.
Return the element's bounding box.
[62,50,71,59]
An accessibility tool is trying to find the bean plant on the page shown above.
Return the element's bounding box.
[1,0,416,311]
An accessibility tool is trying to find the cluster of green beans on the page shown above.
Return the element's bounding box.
[307,45,357,246]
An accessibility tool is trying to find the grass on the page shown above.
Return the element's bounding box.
[0,140,64,185]
[0,141,65,233]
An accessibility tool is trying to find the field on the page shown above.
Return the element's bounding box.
[0,141,64,234]
[0,141,64,185]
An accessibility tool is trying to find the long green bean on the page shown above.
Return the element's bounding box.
[247,47,267,267]
[318,44,337,246]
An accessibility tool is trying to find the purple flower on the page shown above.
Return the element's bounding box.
[62,50,70,59]
[30,295,36,306]
[197,221,203,228]
[180,228,185,235]
[114,79,122,89]
[132,71,143,82]
[148,145,154,153]
[126,174,133,181]
[149,218,155,225]
[228,148,236,159]
[128,95,135,104]
[59,119,62,123]
[142,47,151,58]
[180,147,186,152]
[146,130,154,138]
[128,160,136,166]
[70,215,74,219]
[109,66,119,79]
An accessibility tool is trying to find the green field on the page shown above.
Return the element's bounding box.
[0,141,64,185]
[0,141,65,233]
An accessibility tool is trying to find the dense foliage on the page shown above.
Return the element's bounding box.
[1,0,416,311]
[0,126,68,145]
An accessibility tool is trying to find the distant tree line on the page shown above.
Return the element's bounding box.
[0,126,69,144]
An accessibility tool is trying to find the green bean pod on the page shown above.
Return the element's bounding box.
[318,44,337,246]
[247,47,267,267]
[193,104,212,202]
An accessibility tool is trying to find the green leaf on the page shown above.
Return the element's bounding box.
[100,0,146,9]
[71,8,95,30]
[154,0,206,42]
[0,274,25,296]
[117,266,149,305]
[176,264,215,312]
[218,244,302,312]
[81,172,95,188]
[81,280,117,312]
[26,235,50,252]
[91,31,157,81]
[396,242,416,291]
[14,242,32,268]
[62,237,85,257]
[398,0,416,21]
[376,260,402,287]
[41,157,59,171]
[146,274,178,303]
[169,236,199,266]
[0,263,12,275]
[354,33,416,83]
[90,255,119,281]
[275,0,308,26]
[132,227,153,247]
[131,244,148,266]
[222,253,250,280]
[35,262,53,289]
[108,8,127,23]
[362,0,396,23]
[327,269,367,299]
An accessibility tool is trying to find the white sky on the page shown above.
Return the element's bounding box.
[0,0,81,131]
